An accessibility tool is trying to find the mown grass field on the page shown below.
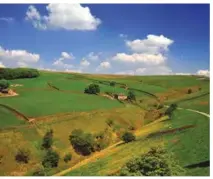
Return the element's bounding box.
[0,71,210,176]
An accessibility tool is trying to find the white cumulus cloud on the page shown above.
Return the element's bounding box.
[25,4,101,31]
[53,51,74,69]
[196,69,210,77]
[99,61,111,68]
[80,59,90,67]
[61,52,73,59]
[126,34,174,54]
[112,53,166,65]
[0,46,40,64]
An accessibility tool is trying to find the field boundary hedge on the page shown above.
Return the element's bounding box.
[0,104,29,121]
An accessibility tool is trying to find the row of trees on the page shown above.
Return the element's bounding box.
[69,126,136,156]
[0,68,40,80]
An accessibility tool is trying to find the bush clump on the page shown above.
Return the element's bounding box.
[84,83,100,95]
[69,129,95,156]
[121,132,136,143]
[93,127,114,151]
[64,153,72,163]
[42,150,60,168]
[127,91,136,101]
[119,146,185,176]
[41,129,53,150]
[110,81,116,86]
[15,148,30,163]
[187,88,192,94]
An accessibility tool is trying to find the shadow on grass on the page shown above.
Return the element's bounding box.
[184,160,210,169]
[146,125,196,138]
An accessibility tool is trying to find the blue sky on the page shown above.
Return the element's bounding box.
[0,4,210,75]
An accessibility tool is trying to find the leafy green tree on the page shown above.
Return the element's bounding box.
[69,129,95,156]
[165,104,177,118]
[15,148,30,163]
[64,153,72,163]
[119,146,185,176]
[41,129,53,150]
[127,91,136,101]
[121,132,136,143]
[110,81,116,86]
[84,83,100,95]
[0,79,9,92]
[42,150,60,168]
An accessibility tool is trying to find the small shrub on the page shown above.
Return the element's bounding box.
[64,153,72,163]
[42,150,60,168]
[41,129,53,150]
[114,94,119,99]
[94,127,114,151]
[15,148,30,163]
[139,99,143,103]
[121,132,136,143]
[128,125,136,131]
[187,88,192,94]
[106,119,114,127]
[94,131,105,139]
[127,91,136,101]
[110,81,116,86]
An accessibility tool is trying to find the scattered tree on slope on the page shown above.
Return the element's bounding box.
[119,146,185,176]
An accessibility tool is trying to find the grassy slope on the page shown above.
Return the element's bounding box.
[0,71,209,176]
[0,107,25,128]
[0,106,148,176]
[165,110,209,176]
[65,109,209,176]
[0,90,124,117]
[178,94,209,114]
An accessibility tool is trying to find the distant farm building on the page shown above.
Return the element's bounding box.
[117,93,128,100]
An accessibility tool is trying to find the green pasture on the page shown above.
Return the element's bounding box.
[0,107,25,128]
[0,90,124,117]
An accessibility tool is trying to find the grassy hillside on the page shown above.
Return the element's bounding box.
[0,71,209,176]
[64,110,209,176]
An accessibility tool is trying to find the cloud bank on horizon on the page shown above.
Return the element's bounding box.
[0,3,209,76]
